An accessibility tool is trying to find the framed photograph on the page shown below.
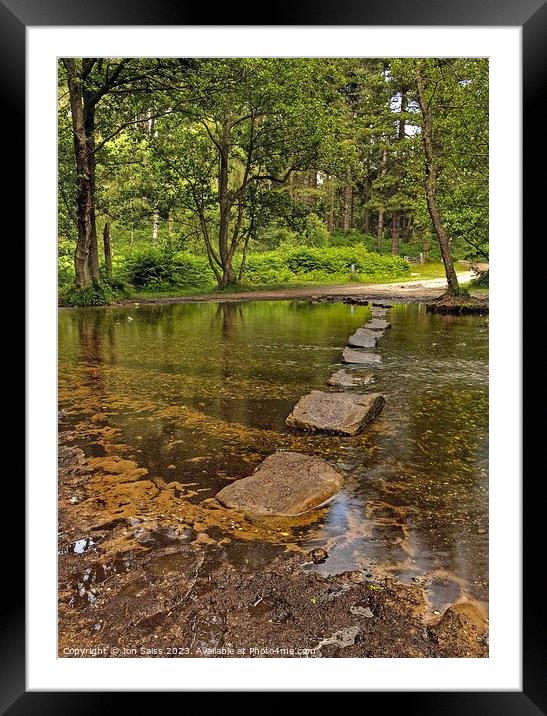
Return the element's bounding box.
[10,0,540,709]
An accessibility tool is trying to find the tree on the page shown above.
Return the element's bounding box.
[413,58,488,293]
[60,58,193,288]
[151,59,339,288]
[58,57,489,298]
[415,59,461,294]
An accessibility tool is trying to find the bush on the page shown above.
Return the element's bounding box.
[257,225,299,250]
[171,254,212,288]
[242,246,410,285]
[120,249,213,289]
[244,252,293,284]
[302,214,329,247]
[122,248,177,289]
[329,229,376,249]
[59,281,115,307]
[58,238,76,286]
[471,268,489,287]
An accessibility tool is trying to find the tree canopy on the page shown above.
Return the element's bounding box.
[58,57,488,300]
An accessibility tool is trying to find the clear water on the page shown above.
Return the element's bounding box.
[58,300,488,613]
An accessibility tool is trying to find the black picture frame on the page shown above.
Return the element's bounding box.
[9,0,540,711]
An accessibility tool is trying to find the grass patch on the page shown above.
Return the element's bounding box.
[395,261,469,281]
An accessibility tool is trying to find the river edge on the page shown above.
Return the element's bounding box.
[110,274,488,308]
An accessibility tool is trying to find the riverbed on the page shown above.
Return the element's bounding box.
[58,300,488,654]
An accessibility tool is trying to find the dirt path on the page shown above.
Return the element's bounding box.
[118,272,478,306]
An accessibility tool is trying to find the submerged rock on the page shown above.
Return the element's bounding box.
[286,390,385,435]
[326,369,374,388]
[215,451,344,516]
[342,347,382,365]
[347,328,378,349]
[364,319,391,331]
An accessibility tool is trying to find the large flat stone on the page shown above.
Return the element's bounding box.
[326,369,374,387]
[286,390,385,436]
[342,347,382,364]
[371,307,388,318]
[364,319,391,331]
[215,451,344,516]
[347,328,378,349]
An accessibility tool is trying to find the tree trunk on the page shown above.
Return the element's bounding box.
[404,215,413,243]
[342,182,353,231]
[391,210,400,254]
[152,211,159,242]
[168,210,174,241]
[84,107,100,283]
[391,89,407,255]
[362,208,370,234]
[361,176,371,234]
[376,210,384,250]
[307,170,317,208]
[398,89,408,141]
[103,222,112,279]
[376,146,388,251]
[415,61,460,294]
[326,176,335,231]
[63,59,95,289]
[217,123,236,289]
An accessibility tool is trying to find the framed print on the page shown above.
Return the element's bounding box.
[8,0,541,709]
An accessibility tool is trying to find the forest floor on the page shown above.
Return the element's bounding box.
[117,271,487,306]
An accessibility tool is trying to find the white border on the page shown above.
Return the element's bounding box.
[27,26,521,691]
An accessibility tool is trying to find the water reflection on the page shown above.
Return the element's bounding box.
[59,301,488,610]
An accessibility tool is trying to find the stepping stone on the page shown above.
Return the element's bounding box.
[286,390,385,436]
[327,369,374,387]
[347,328,378,349]
[371,307,388,318]
[215,451,344,516]
[342,347,382,364]
[372,301,393,308]
[364,319,391,331]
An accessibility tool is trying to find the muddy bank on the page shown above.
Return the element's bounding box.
[58,441,487,659]
[59,538,487,659]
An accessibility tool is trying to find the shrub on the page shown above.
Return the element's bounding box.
[171,253,213,288]
[471,268,489,287]
[243,252,293,284]
[302,214,329,247]
[120,249,213,289]
[122,248,176,289]
[258,225,299,250]
[58,238,76,286]
[329,229,376,250]
[242,246,410,285]
[59,281,115,307]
